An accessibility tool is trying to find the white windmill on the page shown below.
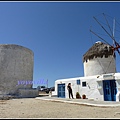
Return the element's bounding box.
[83,13,120,77]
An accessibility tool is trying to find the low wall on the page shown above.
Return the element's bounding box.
[18,88,39,98]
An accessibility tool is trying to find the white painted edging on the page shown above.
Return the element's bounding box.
[35,97,120,107]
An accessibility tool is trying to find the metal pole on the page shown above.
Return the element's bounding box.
[113,17,115,38]
[113,17,115,47]
[47,79,48,88]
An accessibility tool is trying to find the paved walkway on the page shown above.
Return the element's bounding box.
[35,96,120,107]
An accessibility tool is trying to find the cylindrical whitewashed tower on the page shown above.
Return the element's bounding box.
[0,44,34,95]
[83,41,116,77]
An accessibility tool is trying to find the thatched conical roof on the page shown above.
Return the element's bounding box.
[83,41,114,62]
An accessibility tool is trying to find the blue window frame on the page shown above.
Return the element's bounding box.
[77,79,80,85]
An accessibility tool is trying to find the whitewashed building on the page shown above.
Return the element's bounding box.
[54,41,120,101]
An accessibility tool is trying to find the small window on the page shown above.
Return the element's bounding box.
[77,79,80,85]
[82,82,86,87]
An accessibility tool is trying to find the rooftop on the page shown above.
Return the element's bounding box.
[83,42,114,62]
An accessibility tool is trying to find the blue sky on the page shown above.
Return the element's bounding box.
[0,1,120,88]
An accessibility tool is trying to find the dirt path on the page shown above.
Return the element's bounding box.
[0,98,120,118]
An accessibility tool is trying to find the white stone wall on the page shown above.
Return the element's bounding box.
[0,44,34,95]
[55,75,105,101]
[54,73,120,101]
[114,73,120,101]
[80,76,104,101]
[55,77,81,99]
[83,55,116,77]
